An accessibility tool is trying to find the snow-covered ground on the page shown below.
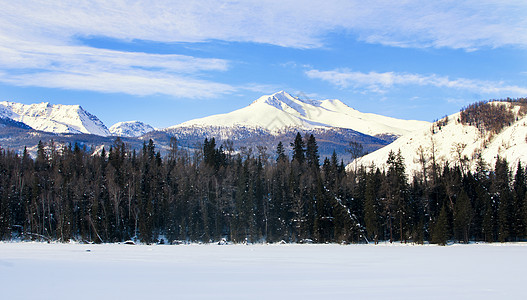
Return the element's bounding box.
[1,242,525,299]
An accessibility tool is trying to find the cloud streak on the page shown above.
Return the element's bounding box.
[1,1,524,50]
[0,0,527,49]
[306,69,527,95]
[0,1,525,97]
[0,34,233,98]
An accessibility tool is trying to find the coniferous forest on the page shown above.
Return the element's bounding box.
[1,132,526,245]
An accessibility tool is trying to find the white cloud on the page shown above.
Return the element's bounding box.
[0,32,232,98]
[1,1,525,49]
[0,1,525,97]
[0,70,235,99]
[306,69,527,96]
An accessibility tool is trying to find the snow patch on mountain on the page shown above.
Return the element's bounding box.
[0,101,110,136]
[351,102,527,176]
[109,121,154,137]
[169,91,429,138]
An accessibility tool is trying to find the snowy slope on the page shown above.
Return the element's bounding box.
[0,101,110,136]
[169,91,429,138]
[109,121,154,137]
[352,102,527,176]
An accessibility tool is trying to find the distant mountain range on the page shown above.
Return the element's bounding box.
[4,92,526,171]
[0,91,432,163]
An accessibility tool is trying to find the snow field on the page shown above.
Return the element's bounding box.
[1,242,525,299]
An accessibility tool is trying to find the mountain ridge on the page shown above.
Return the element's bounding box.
[1,91,432,162]
[170,91,429,139]
[351,100,527,175]
[0,101,110,136]
[109,121,155,137]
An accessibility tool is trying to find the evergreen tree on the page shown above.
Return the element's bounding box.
[512,162,526,239]
[305,134,320,169]
[386,150,408,242]
[494,157,512,242]
[453,189,472,243]
[364,169,381,243]
[290,132,305,165]
[276,141,286,162]
[432,204,449,245]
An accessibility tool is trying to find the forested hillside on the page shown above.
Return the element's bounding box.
[1,133,526,245]
[354,98,527,177]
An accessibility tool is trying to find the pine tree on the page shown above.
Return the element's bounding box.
[494,157,512,242]
[432,204,449,245]
[305,134,320,169]
[364,169,381,243]
[512,162,526,239]
[453,189,472,243]
[482,197,495,242]
[276,141,286,162]
[386,150,408,242]
[290,132,305,165]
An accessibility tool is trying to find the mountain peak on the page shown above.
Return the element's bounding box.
[171,92,429,137]
[0,101,110,136]
[254,91,320,107]
[109,121,154,137]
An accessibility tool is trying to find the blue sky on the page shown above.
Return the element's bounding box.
[0,1,526,128]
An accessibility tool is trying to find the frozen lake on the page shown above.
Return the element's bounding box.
[1,242,525,299]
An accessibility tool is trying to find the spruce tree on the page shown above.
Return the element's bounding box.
[433,204,449,245]
[494,157,512,242]
[386,150,408,242]
[364,169,381,243]
[453,189,472,243]
[276,141,286,162]
[290,132,305,165]
[512,162,526,239]
[305,134,320,169]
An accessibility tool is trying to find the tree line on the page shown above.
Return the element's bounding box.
[459,97,527,134]
[1,133,526,245]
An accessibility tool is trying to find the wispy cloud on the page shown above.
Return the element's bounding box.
[0,70,235,99]
[0,1,525,97]
[1,1,525,49]
[0,35,233,98]
[306,69,527,95]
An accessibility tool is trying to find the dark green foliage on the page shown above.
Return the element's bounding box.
[364,169,382,243]
[512,162,526,239]
[276,141,286,163]
[432,204,449,246]
[454,190,472,243]
[0,134,526,244]
[291,132,305,164]
[305,134,320,169]
[386,150,408,242]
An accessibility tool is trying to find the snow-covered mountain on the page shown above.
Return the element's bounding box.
[109,121,154,137]
[0,92,430,162]
[0,101,110,136]
[351,101,527,176]
[169,91,429,139]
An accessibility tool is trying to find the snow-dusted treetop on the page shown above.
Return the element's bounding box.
[0,101,110,136]
[170,91,429,137]
[109,121,154,137]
